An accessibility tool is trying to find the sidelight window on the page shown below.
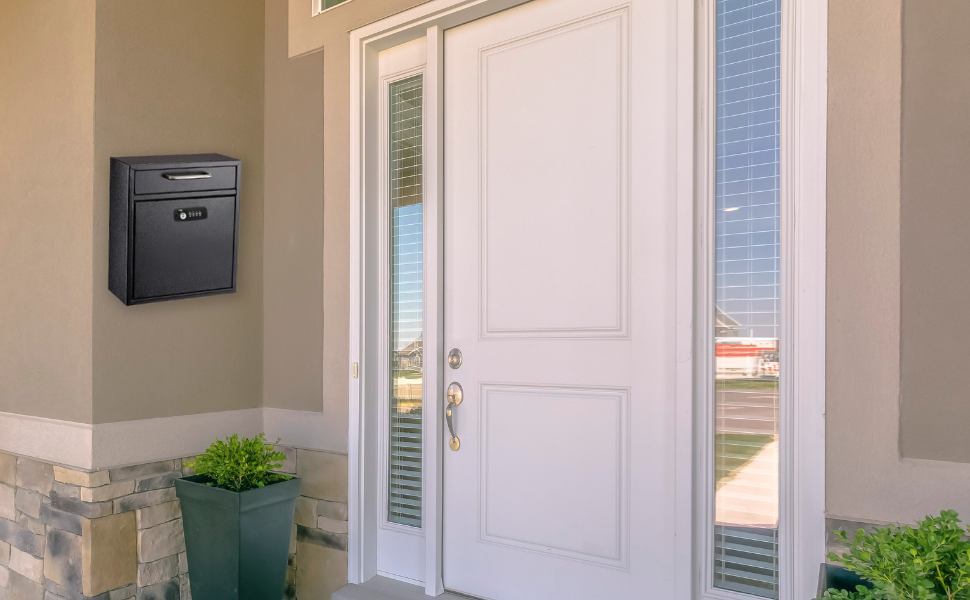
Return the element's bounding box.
[712,0,781,597]
[387,75,424,529]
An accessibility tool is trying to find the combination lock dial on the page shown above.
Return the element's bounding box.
[174,207,208,222]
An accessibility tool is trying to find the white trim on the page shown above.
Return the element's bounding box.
[693,3,720,597]
[693,1,826,600]
[0,408,340,471]
[92,409,263,470]
[0,411,93,470]
[422,23,446,597]
[263,407,349,454]
[675,0,697,599]
[788,0,827,597]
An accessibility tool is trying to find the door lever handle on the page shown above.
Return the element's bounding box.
[446,382,463,451]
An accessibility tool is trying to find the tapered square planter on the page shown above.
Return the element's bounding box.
[175,475,301,600]
[817,563,873,599]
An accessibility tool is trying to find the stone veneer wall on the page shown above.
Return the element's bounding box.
[0,447,348,600]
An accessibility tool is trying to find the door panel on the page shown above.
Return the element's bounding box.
[443,0,678,598]
[480,384,627,568]
[478,10,627,338]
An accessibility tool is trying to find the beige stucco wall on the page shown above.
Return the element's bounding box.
[898,1,970,463]
[91,0,265,423]
[0,1,96,423]
[263,0,325,414]
[264,0,426,448]
[826,0,970,524]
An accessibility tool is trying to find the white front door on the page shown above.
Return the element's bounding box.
[442,0,678,598]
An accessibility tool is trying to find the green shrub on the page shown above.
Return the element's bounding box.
[184,433,292,493]
[823,510,970,600]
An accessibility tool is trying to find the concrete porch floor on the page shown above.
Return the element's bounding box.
[334,576,474,600]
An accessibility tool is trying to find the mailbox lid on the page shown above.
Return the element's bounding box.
[132,195,237,300]
[134,165,237,195]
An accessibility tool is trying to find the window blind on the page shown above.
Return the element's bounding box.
[713,0,781,597]
[388,76,424,529]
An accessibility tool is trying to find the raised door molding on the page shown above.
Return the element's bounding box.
[478,6,630,340]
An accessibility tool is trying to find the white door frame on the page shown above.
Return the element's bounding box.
[346,1,825,598]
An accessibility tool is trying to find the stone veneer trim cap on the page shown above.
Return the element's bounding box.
[80,481,135,503]
[53,467,110,489]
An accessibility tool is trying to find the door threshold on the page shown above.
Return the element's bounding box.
[333,576,472,600]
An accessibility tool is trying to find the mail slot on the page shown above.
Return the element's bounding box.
[109,154,241,305]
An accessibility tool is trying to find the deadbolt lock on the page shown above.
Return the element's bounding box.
[448,348,463,369]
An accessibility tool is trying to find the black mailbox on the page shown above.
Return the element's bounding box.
[109,154,241,305]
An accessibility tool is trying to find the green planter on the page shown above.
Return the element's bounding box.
[817,563,873,599]
[174,475,301,600]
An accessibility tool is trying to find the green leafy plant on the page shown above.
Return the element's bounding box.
[823,510,970,600]
[184,433,292,493]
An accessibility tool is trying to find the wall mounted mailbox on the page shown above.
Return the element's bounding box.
[109,154,241,305]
